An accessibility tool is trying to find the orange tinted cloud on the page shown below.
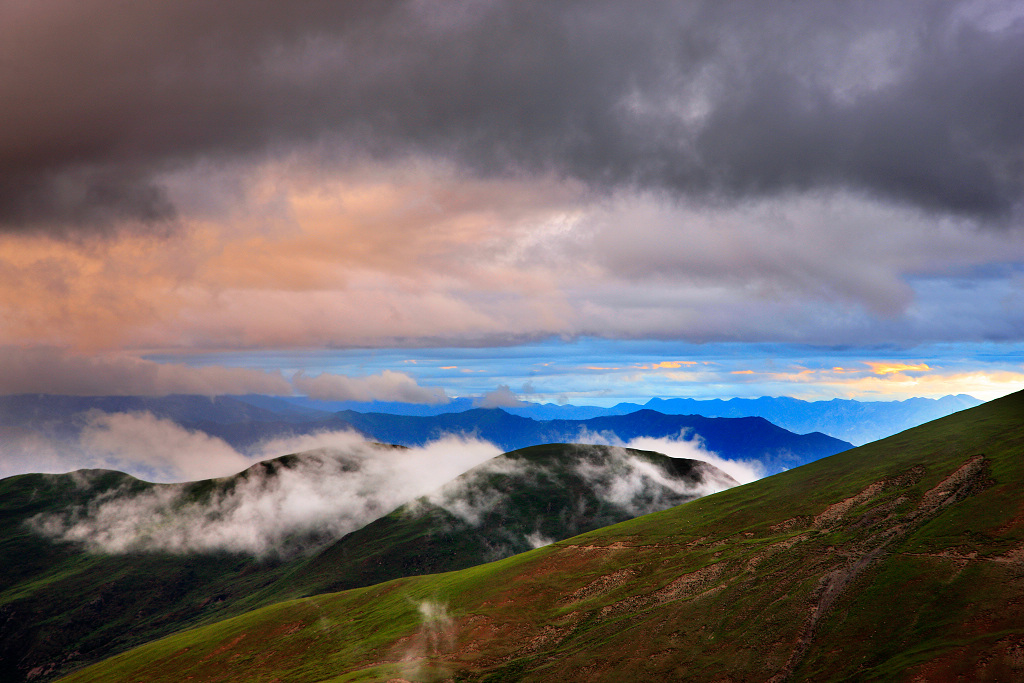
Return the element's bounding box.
[749,363,1023,402]
[0,166,581,353]
[640,360,698,370]
[0,232,198,349]
[865,362,931,375]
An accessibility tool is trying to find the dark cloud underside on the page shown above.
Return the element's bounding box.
[2,0,1022,230]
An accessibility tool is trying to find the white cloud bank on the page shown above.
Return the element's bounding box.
[17,414,746,559]
[423,442,741,553]
[27,426,502,556]
[572,429,766,485]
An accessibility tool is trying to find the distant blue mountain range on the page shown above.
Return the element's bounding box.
[0,394,853,476]
[270,393,982,445]
[0,393,981,449]
[0,393,982,479]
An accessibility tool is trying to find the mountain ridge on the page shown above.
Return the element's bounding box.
[0,441,735,682]
[272,393,982,444]
[319,408,849,474]
[54,389,1024,682]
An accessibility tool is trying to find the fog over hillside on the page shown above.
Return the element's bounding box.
[23,432,745,558]
[27,434,502,556]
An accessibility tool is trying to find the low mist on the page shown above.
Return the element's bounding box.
[575,428,766,484]
[2,411,259,482]
[424,443,740,551]
[27,424,502,557]
[572,448,737,516]
[16,411,756,559]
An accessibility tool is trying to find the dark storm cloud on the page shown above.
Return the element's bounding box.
[2,0,1022,231]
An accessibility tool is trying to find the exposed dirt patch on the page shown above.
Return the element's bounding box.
[271,621,304,637]
[564,540,635,552]
[770,457,991,683]
[598,562,728,619]
[651,563,725,604]
[456,610,586,669]
[746,533,811,571]
[996,543,1024,565]
[1003,635,1024,670]
[813,465,927,530]
[769,517,810,533]
[913,455,990,517]
[904,540,1024,570]
[813,482,886,529]
[564,568,637,604]
[520,623,572,654]
[201,633,247,661]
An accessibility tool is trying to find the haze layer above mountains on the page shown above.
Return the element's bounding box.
[0,393,975,481]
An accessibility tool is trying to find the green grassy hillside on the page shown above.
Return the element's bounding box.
[0,467,296,682]
[274,444,734,601]
[1,444,729,682]
[57,389,1024,682]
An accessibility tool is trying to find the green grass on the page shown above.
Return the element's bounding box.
[56,389,1024,682]
[2,443,720,682]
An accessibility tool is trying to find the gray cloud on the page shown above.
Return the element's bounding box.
[3,0,1022,231]
[0,348,451,403]
[78,411,252,480]
[292,370,449,404]
[0,410,258,481]
[0,347,291,396]
[473,385,526,408]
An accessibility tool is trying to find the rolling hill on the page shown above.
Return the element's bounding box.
[279,444,737,599]
[0,443,734,682]
[56,388,1024,682]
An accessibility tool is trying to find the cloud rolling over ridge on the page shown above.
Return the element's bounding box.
[28,430,503,556]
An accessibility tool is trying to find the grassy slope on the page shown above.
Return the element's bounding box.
[58,389,1024,682]
[1,444,725,682]
[267,444,726,602]
[0,468,299,682]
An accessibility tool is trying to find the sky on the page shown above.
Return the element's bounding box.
[2,0,1023,406]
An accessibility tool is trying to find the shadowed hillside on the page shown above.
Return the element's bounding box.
[279,444,736,599]
[0,443,733,682]
[58,389,1024,682]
